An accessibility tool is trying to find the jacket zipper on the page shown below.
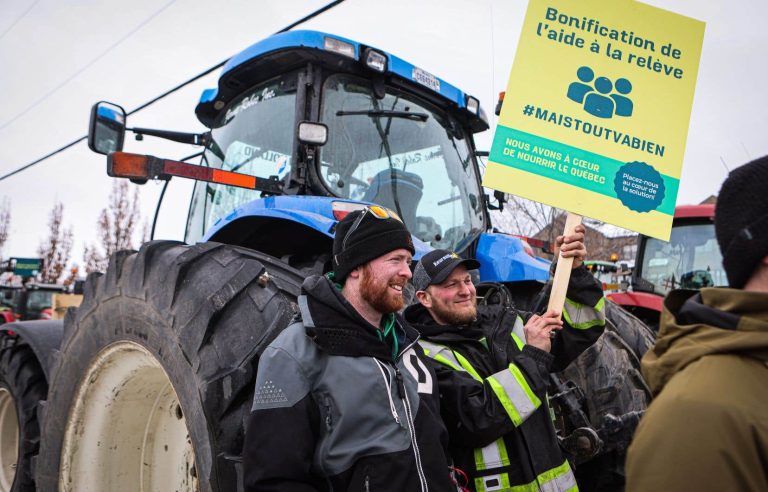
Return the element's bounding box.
[392,332,429,492]
[374,359,401,425]
[488,307,509,368]
[393,364,428,492]
[373,330,429,491]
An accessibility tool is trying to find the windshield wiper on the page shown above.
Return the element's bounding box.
[336,110,429,122]
[366,99,407,223]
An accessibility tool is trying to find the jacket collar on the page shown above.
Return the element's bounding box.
[642,288,768,395]
[403,302,485,342]
[299,275,417,360]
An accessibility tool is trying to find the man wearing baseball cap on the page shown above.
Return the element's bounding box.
[626,156,768,491]
[404,226,606,491]
[244,206,455,491]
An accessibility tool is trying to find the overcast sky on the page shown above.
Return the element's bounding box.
[1,0,766,266]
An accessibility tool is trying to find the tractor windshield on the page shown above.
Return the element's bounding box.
[636,222,728,296]
[0,287,15,309]
[319,74,485,251]
[186,73,297,240]
[26,290,54,318]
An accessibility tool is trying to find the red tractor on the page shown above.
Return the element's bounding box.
[608,204,725,329]
[0,283,67,324]
[0,286,15,324]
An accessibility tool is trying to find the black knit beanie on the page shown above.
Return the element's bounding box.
[715,155,768,288]
[333,208,415,283]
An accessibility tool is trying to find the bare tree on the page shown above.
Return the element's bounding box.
[580,218,638,261]
[37,202,74,284]
[489,194,638,261]
[490,195,558,241]
[0,198,10,262]
[84,181,144,273]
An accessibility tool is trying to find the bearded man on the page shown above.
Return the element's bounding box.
[404,227,606,492]
[244,206,455,491]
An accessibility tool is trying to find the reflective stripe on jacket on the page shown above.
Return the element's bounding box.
[407,303,578,492]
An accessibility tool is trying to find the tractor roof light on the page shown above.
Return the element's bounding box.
[297,122,328,146]
[364,48,387,72]
[324,37,355,59]
[466,95,480,115]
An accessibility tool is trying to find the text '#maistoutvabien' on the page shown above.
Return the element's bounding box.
[522,104,665,157]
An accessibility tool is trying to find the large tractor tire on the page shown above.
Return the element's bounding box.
[36,241,304,492]
[0,333,48,492]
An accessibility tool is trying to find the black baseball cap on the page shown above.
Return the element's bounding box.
[412,249,481,292]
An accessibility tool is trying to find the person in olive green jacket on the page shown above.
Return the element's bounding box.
[626,156,768,492]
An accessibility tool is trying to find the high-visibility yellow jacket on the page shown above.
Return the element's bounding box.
[404,266,606,492]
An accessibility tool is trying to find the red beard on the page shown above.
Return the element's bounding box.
[360,264,406,314]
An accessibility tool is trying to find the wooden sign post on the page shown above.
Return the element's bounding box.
[547,212,582,317]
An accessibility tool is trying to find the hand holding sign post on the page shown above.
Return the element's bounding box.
[547,213,582,316]
[484,0,705,316]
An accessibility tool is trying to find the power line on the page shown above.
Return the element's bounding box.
[0,0,40,42]
[0,137,86,182]
[0,0,178,133]
[0,0,346,183]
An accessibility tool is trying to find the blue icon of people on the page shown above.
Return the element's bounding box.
[567,66,633,119]
[567,66,594,104]
[584,77,614,118]
[612,78,633,117]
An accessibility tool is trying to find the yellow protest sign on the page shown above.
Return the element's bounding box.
[484,0,705,240]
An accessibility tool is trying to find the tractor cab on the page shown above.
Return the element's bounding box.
[88,30,549,284]
[186,31,489,253]
[633,205,727,296]
[91,31,491,256]
[0,282,66,321]
[609,204,726,328]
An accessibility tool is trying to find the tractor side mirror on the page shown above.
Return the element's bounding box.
[88,101,127,155]
[486,189,509,211]
[620,279,630,291]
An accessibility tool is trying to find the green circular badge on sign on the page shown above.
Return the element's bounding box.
[613,161,665,213]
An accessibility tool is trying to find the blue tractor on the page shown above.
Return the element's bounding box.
[1,31,553,491]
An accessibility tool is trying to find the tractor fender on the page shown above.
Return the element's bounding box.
[202,195,432,258]
[475,232,551,283]
[0,309,15,323]
[202,196,339,242]
[1,319,63,382]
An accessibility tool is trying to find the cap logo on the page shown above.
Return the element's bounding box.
[432,253,455,267]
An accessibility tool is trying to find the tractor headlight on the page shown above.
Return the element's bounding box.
[364,48,387,72]
[297,122,328,146]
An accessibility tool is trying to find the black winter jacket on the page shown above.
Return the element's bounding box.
[243,275,455,492]
[403,265,605,491]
